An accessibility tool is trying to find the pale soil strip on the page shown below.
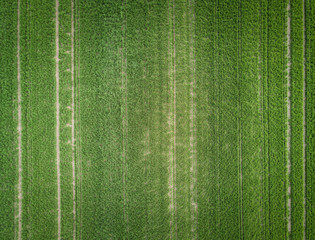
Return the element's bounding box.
[122,0,128,234]
[55,0,61,239]
[27,4,33,238]
[172,0,177,238]
[71,0,76,239]
[238,1,243,238]
[258,5,264,233]
[286,2,292,234]
[75,1,82,238]
[17,0,23,239]
[167,0,175,238]
[143,128,150,240]
[215,0,221,232]
[143,15,149,237]
[303,0,306,238]
[259,37,264,231]
[188,0,197,238]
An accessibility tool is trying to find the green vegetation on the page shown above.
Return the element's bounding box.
[59,0,75,238]
[20,1,57,239]
[0,0,313,239]
[290,0,305,239]
[196,1,220,238]
[240,0,262,239]
[173,1,193,239]
[125,0,148,238]
[78,0,124,239]
[266,1,289,239]
[144,1,170,239]
[305,0,315,239]
[0,1,17,238]
[217,0,241,239]
[260,0,270,237]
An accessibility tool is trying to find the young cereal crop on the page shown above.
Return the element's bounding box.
[0,0,313,239]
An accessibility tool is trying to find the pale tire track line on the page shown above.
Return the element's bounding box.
[303,0,306,238]
[286,1,292,234]
[258,1,265,236]
[215,0,220,234]
[71,0,76,238]
[27,2,33,238]
[238,1,244,238]
[282,4,288,237]
[188,0,197,238]
[17,0,23,239]
[55,0,61,239]
[121,0,128,235]
[167,0,174,238]
[172,0,177,238]
[167,0,176,238]
[75,0,82,238]
[142,6,149,237]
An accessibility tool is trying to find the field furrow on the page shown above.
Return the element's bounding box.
[17,0,22,239]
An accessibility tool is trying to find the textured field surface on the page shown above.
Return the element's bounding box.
[0,0,314,239]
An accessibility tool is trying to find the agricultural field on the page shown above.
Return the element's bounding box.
[0,0,314,239]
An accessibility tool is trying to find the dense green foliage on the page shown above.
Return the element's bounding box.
[240,1,262,239]
[267,0,289,238]
[20,1,57,239]
[78,0,124,238]
[59,0,75,237]
[0,1,17,238]
[305,0,315,239]
[0,0,313,239]
[290,0,305,239]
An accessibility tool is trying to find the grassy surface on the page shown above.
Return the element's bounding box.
[196,1,220,239]
[125,0,148,238]
[305,0,314,239]
[260,0,270,237]
[20,0,57,239]
[0,0,313,239]
[173,1,193,239]
[78,0,124,239]
[0,0,17,238]
[59,0,75,238]
[290,0,305,239]
[144,1,170,239]
[266,1,289,238]
[240,0,262,239]
[217,0,241,238]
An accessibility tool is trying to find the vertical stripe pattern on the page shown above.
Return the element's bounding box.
[0,1,313,239]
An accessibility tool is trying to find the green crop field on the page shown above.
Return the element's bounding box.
[0,0,314,239]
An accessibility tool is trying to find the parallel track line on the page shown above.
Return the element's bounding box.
[71,0,76,238]
[189,0,197,238]
[55,0,61,238]
[17,0,23,239]
[286,1,292,234]
[303,0,306,238]
[172,1,177,238]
